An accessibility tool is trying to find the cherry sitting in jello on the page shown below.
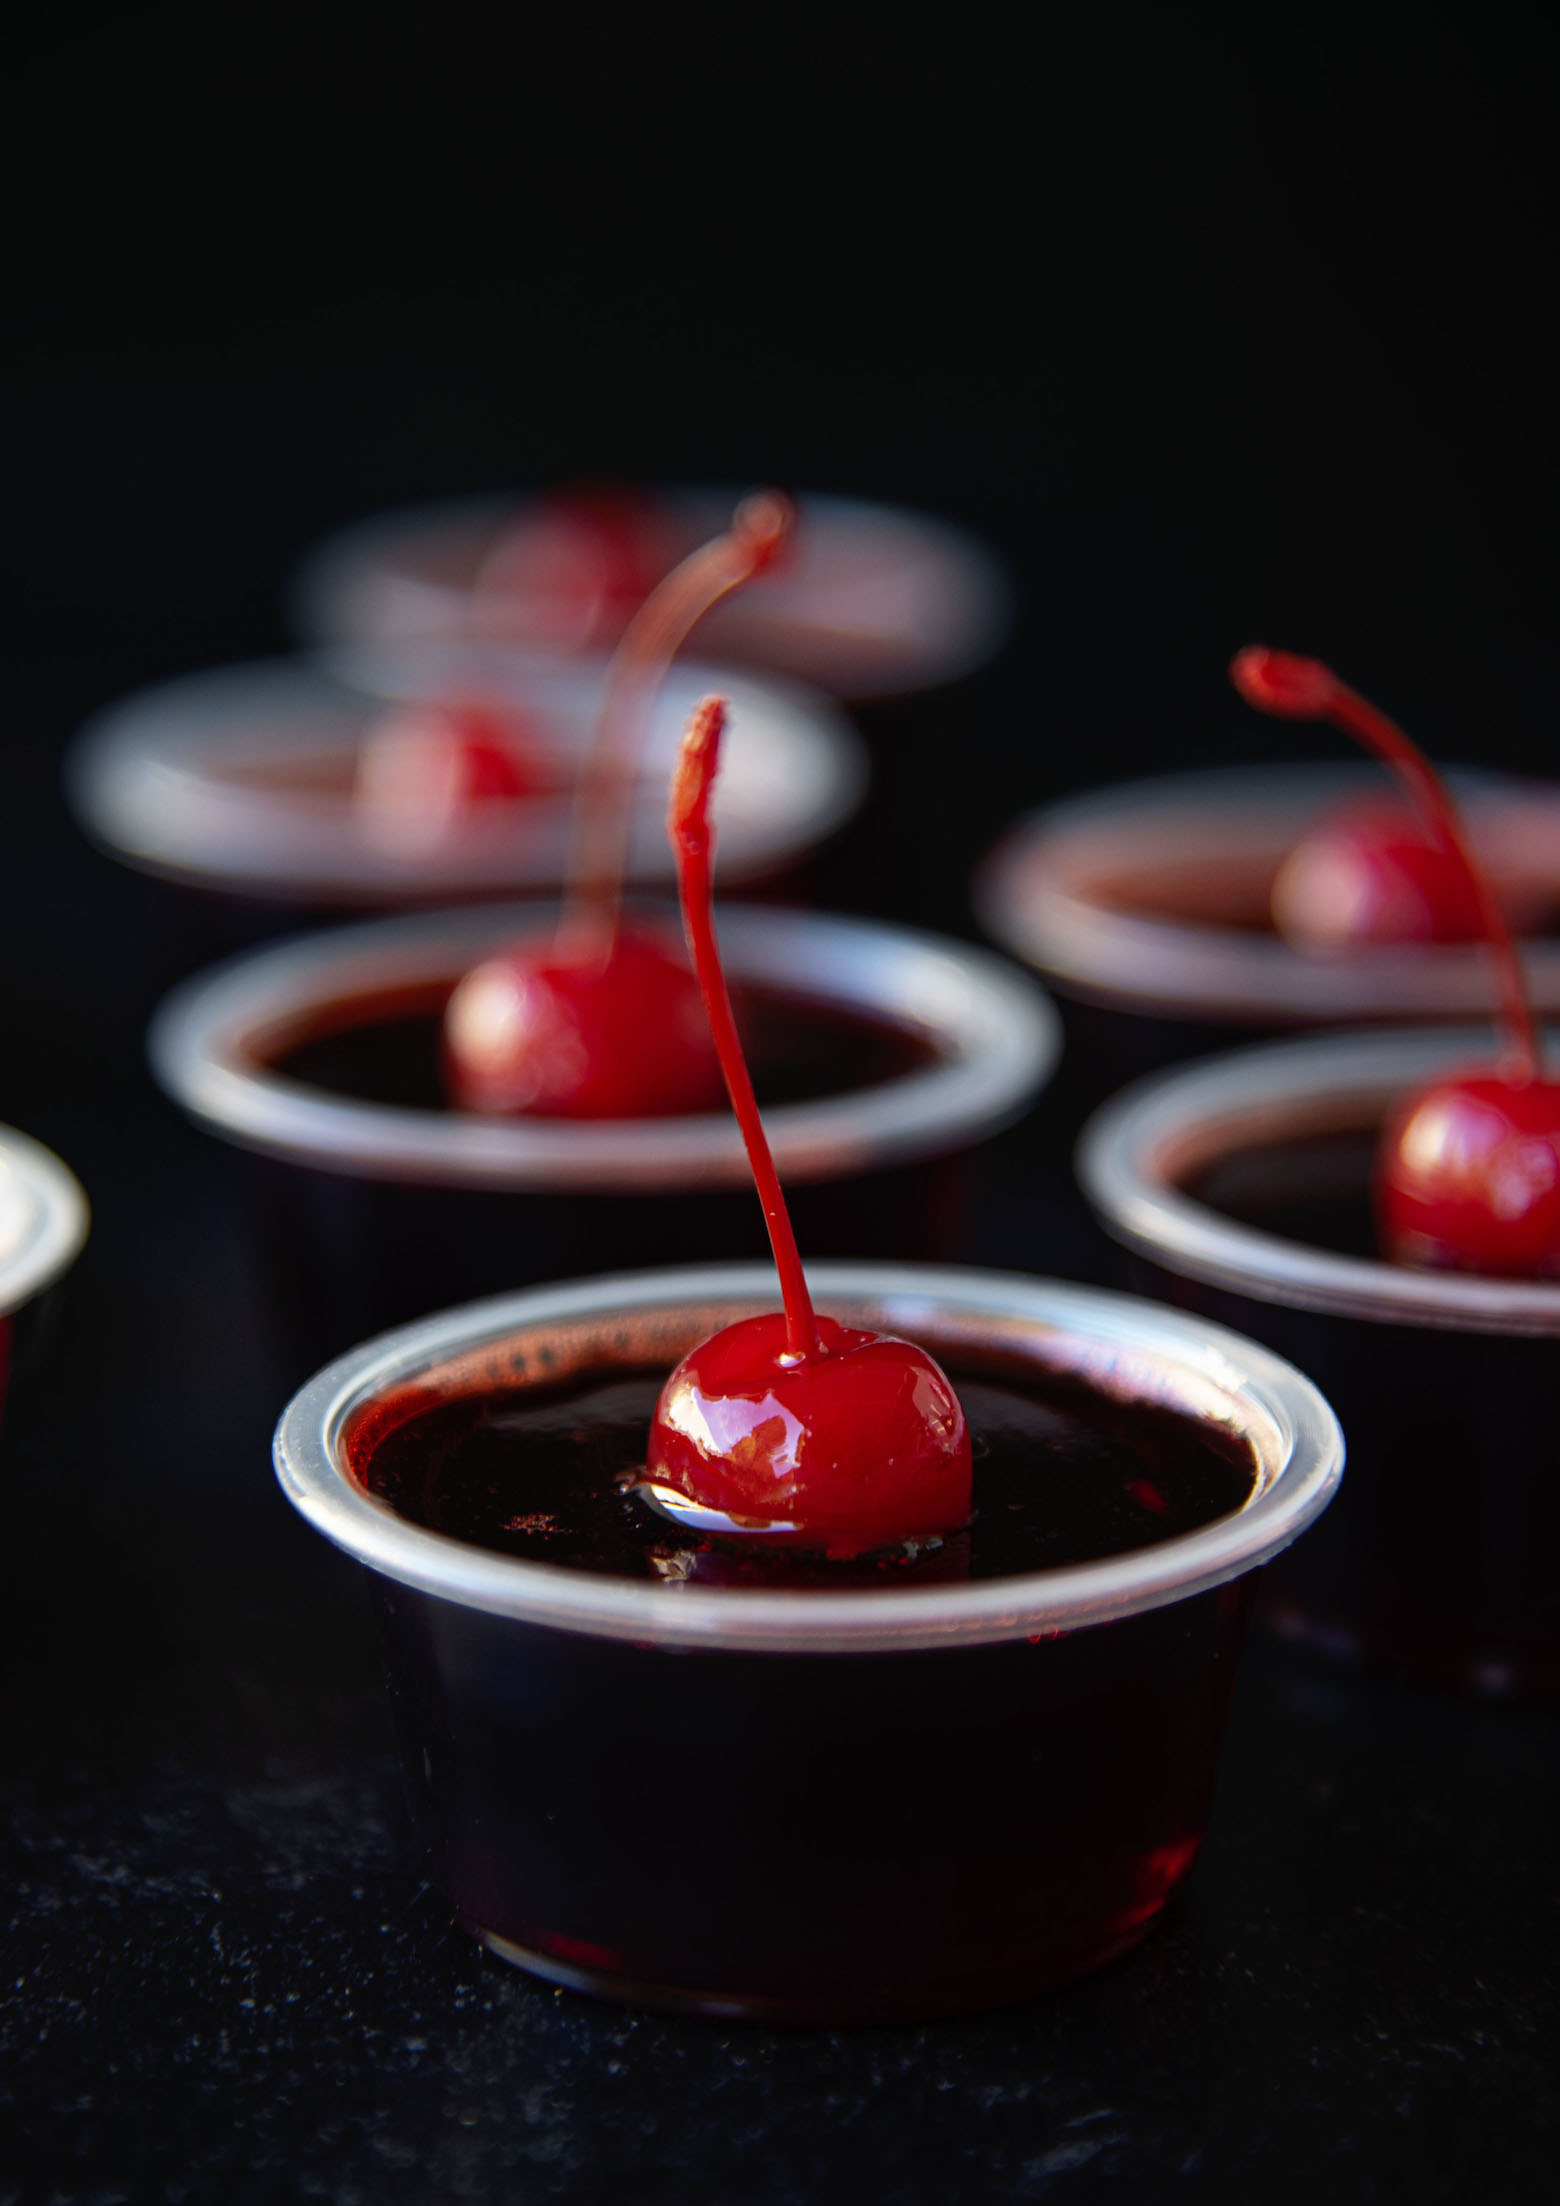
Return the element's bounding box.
[1240,649,1492,951]
[1270,797,1486,951]
[442,491,792,1120]
[472,485,676,650]
[1232,644,1560,1276]
[644,695,972,1553]
[355,694,550,855]
[443,921,718,1118]
[1377,1073,1560,1275]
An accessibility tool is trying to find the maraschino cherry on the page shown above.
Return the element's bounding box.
[643,694,973,1554]
[472,484,674,650]
[1239,649,1497,951]
[1232,645,1560,1276]
[443,491,793,1120]
[1270,797,1485,951]
[354,693,550,855]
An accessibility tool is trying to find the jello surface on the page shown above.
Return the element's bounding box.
[352,1360,1257,1585]
[270,989,939,1113]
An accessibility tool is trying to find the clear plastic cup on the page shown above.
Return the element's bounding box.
[0,1125,89,1428]
[149,903,1060,1373]
[1079,1025,1560,1700]
[286,490,1016,700]
[274,1260,1342,2023]
[977,764,1560,1106]
[67,654,866,908]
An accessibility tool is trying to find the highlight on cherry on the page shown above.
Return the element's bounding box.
[441,491,793,1121]
[642,693,973,1555]
[1231,645,1560,1277]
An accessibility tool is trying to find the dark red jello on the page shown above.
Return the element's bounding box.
[353,1359,1254,1581]
[275,1265,1342,2021]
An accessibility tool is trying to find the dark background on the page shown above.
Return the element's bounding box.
[9,1,1559,754]
[2,5,1558,2201]
[7,0,1559,1034]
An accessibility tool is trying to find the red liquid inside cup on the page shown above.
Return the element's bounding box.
[347,1357,1258,2018]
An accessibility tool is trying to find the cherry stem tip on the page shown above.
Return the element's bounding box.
[668,694,725,854]
[1228,645,1340,719]
[731,489,796,572]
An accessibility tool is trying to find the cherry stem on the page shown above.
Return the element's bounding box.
[1230,646,1541,1083]
[561,491,794,957]
[670,695,821,1363]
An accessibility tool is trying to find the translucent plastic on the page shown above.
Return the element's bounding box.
[150,905,1059,1368]
[0,1125,89,1429]
[68,655,866,905]
[274,1262,1342,2020]
[285,490,1016,701]
[150,903,1058,1192]
[1080,1027,1560,1699]
[978,764,1560,1030]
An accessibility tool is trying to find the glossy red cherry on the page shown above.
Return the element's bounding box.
[355,695,547,853]
[1271,799,1484,950]
[1233,644,1558,1276]
[645,694,973,1553]
[648,1311,970,1553]
[474,486,673,648]
[443,922,719,1118]
[1378,1074,1560,1274]
[442,492,792,1121]
[1231,647,1493,951]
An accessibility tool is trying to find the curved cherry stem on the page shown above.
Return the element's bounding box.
[562,491,794,956]
[670,695,821,1363]
[1230,645,1541,1082]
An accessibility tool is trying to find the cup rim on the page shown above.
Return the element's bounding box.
[1077,1023,1560,1334]
[147,901,1060,1190]
[271,1259,1344,1653]
[65,654,867,902]
[976,761,1560,1023]
[284,488,1016,699]
[0,1124,90,1320]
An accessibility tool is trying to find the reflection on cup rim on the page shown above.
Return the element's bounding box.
[148,902,1060,1192]
[0,1125,90,1320]
[67,655,867,903]
[272,1260,1343,1655]
[977,762,1560,1024]
[1078,1023,1560,1335]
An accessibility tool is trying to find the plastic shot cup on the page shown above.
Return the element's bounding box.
[0,1125,89,1430]
[67,654,865,918]
[978,764,1560,1114]
[286,489,1016,700]
[1079,1025,1560,1701]
[273,1260,1342,2024]
[150,904,1059,1377]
